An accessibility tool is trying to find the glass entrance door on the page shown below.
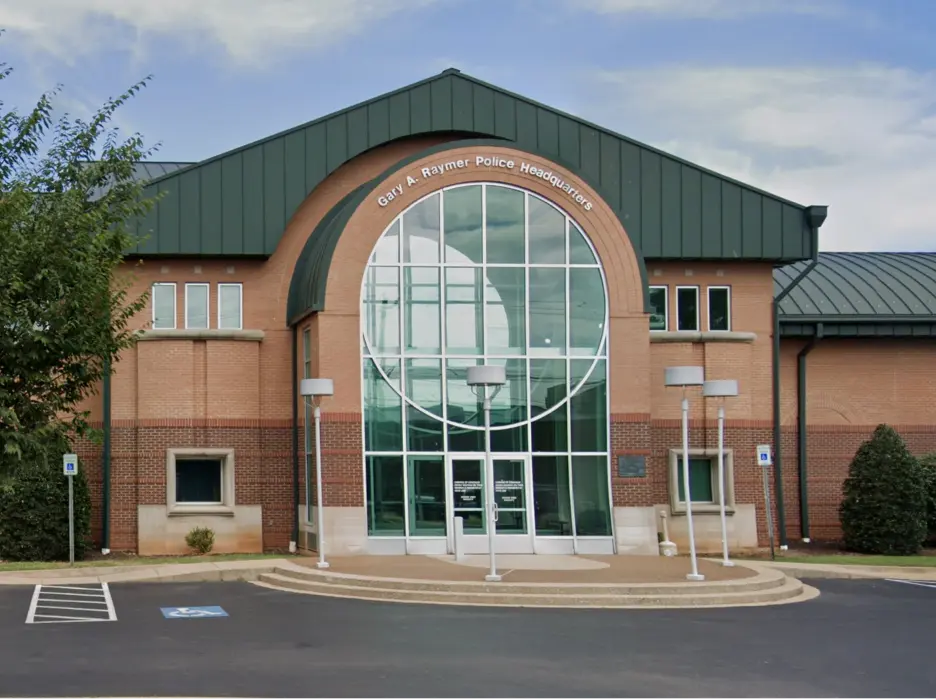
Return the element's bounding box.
[447,454,534,554]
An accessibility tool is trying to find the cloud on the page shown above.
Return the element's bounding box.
[0,0,436,65]
[586,64,936,252]
[574,0,844,19]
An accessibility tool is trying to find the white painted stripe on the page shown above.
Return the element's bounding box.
[41,584,105,591]
[886,578,936,589]
[35,604,113,613]
[36,590,107,598]
[25,585,42,624]
[33,613,105,620]
[31,616,104,623]
[38,597,108,605]
[102,582,118,621]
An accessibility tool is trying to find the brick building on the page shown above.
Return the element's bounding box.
[73,69,936,558]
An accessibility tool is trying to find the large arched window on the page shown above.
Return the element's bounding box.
[361,183,612,548]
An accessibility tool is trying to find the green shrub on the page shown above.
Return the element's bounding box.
[839,424,927,555]
[0,455,92,561]
[185,526,215,554]
[918,452,936,544]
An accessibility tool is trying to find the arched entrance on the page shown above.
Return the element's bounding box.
[360,182,612,555]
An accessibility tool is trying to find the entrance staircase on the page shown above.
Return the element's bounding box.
[252,562,816,609]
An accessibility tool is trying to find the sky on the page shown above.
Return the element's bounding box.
[1,0,934,252]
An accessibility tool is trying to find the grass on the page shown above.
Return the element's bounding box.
[0,552,291,573]
[773,554,936,568]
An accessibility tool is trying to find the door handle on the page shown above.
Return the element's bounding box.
[492,502,499,522]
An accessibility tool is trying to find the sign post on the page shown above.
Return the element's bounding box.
[63,453,78,566]
[756,445,775,561]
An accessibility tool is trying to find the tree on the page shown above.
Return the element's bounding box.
[918,452,936,545]
[839,424,928,555]
[0,57,159,478]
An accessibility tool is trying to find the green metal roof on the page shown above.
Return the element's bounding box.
[777,252,936,337]
[88,161,193,199]
[130,68,822,262]
[284,138,654,325]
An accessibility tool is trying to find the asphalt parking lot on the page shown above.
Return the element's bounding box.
[1,577,935,698]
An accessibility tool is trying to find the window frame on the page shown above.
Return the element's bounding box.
[707,285,732,332]
[675,285,700,332]
[648,285,669,332]
[217,283,244,330]
[151,283,177,330]
[184,282,210,330]
[166,448,235,516]
[667,447,735,515]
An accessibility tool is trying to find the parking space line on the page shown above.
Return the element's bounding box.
[886,578,936,589]
[25,583,117,624]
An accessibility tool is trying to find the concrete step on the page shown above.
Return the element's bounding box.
[253,570,812,609]
[267,564,789,596]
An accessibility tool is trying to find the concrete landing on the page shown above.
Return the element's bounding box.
[255,554,815,608]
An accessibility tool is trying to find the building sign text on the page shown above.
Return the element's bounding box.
[376,155,594,212]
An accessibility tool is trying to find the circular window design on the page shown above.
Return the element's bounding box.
[361,183,608,453]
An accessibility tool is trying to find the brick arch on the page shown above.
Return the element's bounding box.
[321,143,648,320]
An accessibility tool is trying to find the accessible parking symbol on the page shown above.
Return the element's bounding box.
[161,605,228,619]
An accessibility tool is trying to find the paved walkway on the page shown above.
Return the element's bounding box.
[292,554,756,583]
[0,554,933,586]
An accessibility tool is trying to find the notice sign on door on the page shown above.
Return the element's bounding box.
[495,480,524,507]
[453,480,482,509]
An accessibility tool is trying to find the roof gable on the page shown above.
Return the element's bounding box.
[131,68,821,261]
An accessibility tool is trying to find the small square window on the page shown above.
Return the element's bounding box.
[166,448,235,516]
[676,457,715,503]
[175,459,222,504]
[184,283,209,329]
[152,283,177,330]
[708,286,731,331]
[675,286,699,332]
[668,448,735,515]
[218,283,243,330]
[648,286,668,331]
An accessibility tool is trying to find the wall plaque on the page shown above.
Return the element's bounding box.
[617,455,646,478]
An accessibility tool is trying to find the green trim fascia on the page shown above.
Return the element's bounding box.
[286,137,652,326]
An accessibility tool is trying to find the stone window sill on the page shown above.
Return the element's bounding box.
[650,331,756,344]
[167,505,235,517]
[138,329,264,341]
[671,504,736,516]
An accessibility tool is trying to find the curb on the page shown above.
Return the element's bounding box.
[0,558,305,586]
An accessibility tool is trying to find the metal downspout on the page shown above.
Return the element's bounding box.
[291,325,300,552]
[797,323,823,542]
[102,359,111,553]
[771,205,826,549]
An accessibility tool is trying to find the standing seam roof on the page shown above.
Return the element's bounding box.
[775,252,936,320]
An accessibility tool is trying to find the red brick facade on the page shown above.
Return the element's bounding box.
[62,138,936,555]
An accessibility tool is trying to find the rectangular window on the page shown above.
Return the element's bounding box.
[667,448,735,515]
[648,286,668,331]
[676,457,715,504]
[675,286,699,332]
[175,458,223,504]
[218,283,243,330]
[184,283,209,329]
[151,283,177,330]
[708,286,731,331]
[303,328,313,521]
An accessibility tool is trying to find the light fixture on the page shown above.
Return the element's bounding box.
[299,377,334,570]
[703,379,739,568]
[466,364,507,582]
[664,366,706,582]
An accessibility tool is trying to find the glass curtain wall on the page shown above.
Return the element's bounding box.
[361,183,611,541]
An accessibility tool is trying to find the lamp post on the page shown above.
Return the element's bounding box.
[664,366,706,582]
[466,364,507,582]
[703,379,739,568]
[300,377,334,570]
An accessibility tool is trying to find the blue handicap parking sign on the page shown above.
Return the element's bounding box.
[161,605,228,619]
